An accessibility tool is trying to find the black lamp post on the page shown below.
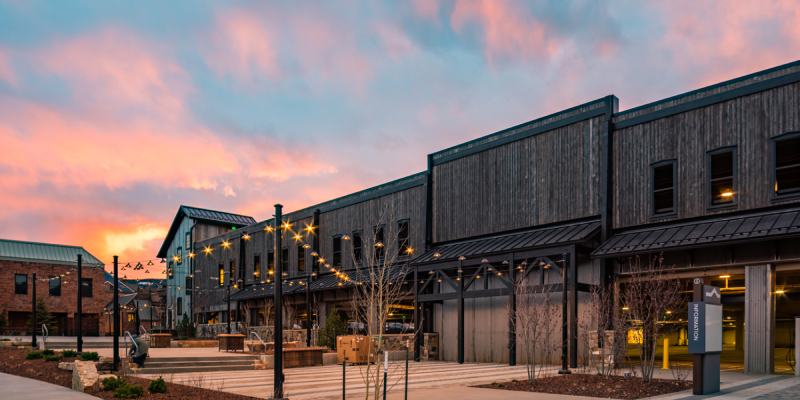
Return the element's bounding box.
[273,204,285,400]
[227,283,231,334]
[31,272,37,349]
[77,254,83,353]
[113,256,120,371]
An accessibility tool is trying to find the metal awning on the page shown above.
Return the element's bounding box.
[592,207,800,258]
[413,220,600,265]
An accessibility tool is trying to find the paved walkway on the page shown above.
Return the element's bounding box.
[0,372,94,400]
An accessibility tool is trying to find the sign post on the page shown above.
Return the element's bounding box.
[688,278,722,395]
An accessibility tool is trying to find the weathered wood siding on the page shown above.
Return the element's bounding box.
[317,185,425,271]
[433,116,604,242]
[613,81,800,229]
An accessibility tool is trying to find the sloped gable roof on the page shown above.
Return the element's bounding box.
[0,238,104,266]
[157,206,257,258]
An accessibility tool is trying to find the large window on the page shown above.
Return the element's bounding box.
[651,160,677,217]
[177,247,182,265]
[374,225,385,260]
[398,220,410,256]
[219,262,225,287]
[773,132,800,198]
[177,298,183,315]
[14,274,27,295]
[708,147,737,208]
[297,245,305,272]
[81,278,92,298]
[49,276,61,296]
[186,276,192,296]
[333,236,342,267]
[267,252,275,276]
[230,260,236,282]
[254,254,261,279]
[281,247,289,274]
[352,231,362,263]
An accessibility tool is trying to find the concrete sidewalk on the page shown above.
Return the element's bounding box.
[0,373,94,400]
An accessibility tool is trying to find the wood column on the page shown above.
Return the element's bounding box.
[508,257,516,366]
[569,249,578,368]
[414,268,420,361]
[457,262,464,364]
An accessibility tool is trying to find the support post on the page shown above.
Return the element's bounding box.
[113,256,120,371]
[77,254,83,353]
[227,284,231,334]
[558,252,570,374]
[306,272,311,347]
[413,268,420,361]
[32,272,37,349]
[508,257,516,366]
[795,316,800,377]
[569,250,577,368]
[457,262,464,364]
[274,204,285,399]
[662,338,670,369]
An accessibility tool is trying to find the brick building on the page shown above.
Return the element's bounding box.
[0,239,113,336]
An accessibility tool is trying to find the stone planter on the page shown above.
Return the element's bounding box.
[171,340,218,348]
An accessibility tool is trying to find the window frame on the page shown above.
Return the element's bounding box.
[49,276,61,297]
[297,244,306,273]
[185,276,192,296]
[706,146,738,211]
[254,253,261,280]
[177,247,182,265]
[80,277,92,298]
[397,219,410,257]
[15,274,27,295]
[650,159,678,219]
[177,297,183,315]
[281,247,289,276]
[374,225,385,260]
[267,251,275,277]
[229,259,236,284]
[219,262,225,287]
[352,230,363,264]
[771,131,800,202]
[332,235,342,267]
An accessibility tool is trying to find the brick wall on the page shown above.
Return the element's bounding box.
[0,259,113,336]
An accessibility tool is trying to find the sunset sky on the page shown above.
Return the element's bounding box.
[1,1,799,278]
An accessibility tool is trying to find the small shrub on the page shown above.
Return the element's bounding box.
[44,355,62,362]
[0,338,10,341]
[103,376,126,391]
[41,349,55,356]
[26,351,43,360]
[497,383,504,388]
[81,351,99,361]
[114,384,144,399]
[62,350,78,358]
[511,379,518,383]
[148,377,168,394]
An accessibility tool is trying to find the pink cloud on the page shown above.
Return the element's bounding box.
[203,10,280,82]
[0,49,16,85]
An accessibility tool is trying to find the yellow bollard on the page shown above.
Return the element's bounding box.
[662,338,670,369]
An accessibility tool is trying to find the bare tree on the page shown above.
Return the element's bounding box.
[580,282,629,376]
[619,255,686,383]
[345,203,414,400]
[509,272,560,384]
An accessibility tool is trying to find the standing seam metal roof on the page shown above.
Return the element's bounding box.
[0,238,104,266]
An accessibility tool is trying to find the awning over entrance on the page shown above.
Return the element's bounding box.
[592,207,800,258]
[413,220,599,265]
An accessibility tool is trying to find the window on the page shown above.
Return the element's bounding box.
[185,232,191,253]
[352,231,362,263]
[168,261,173,279]
[651,160,677,217]
[49,276,61,296]
[230,260,236,282]
[15,274,27,295]
[186,276,192,296]
[254,254,261,279]
[281,247,289,274]
[374,225,385,260]
[707,147,737,208]
[333,236,342,267]
[81,278,92,298]
[177,298,183,315]
[398,220,410,256]
[298,246,305,272]
[128,313,135,322]
[773,133,800,198]
[177,247,182,265]
[268,252,275,276]
[219,263,225,287]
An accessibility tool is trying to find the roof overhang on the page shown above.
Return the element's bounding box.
[592,207,800,259]
[157,206,256,258]
[412,220,600,267]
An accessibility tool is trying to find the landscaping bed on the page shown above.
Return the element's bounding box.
[475,374,693,399]
[0,348,258,399]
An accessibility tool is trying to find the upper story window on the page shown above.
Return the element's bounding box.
[177,247,182,265]
[708,147,737,208]
[281,247,289,274]
[651,160,677,218]
[229,260,236,282]
[254,254,261,279]
[773,132,800,199]
[186,276,192,296]
[81,278,92,298]
[352,232,362,263]
[177,298,183,315]
[219,262,224,287]
[398,220,410,257]
[297,245,305,272]
[168,261,174,279]
[268,251,275,276]
[333,235,342,267]
[374,225,385,260]
[15,274,27,295]
[49,276,61,296]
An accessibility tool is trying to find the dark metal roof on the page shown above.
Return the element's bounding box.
[413,220,600,265]
[592,207,800,258]
[104,296,158,320]
[157,206,257,258]
[0,238,105,266]
[104,272,135,293]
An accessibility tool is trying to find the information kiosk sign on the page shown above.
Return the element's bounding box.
[689,280,722,395]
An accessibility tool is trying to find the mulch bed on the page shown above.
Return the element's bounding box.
[0,348,258,399]
[474,373,693,399]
